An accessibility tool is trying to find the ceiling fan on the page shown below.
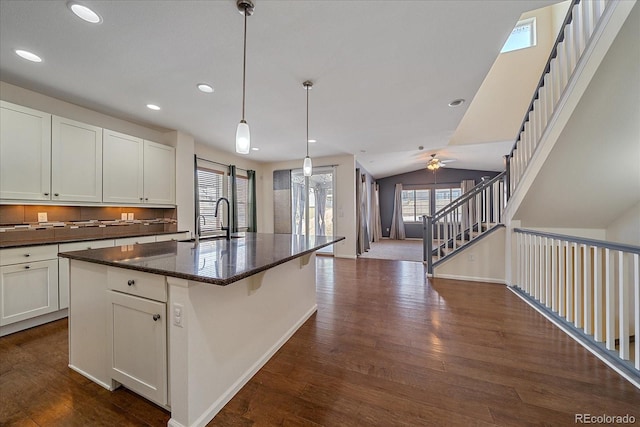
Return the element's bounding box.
[426,153,455,171]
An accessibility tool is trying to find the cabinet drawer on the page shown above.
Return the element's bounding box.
[0,245,58,266]
[59,239,115,252]
[107,267,166,302]
[114,236,156,246]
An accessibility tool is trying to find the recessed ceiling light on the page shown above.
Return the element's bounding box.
[197,83,214,93]
[68,3,102,24]
[146,104,161,111]
[15,49,42,63]
[251,147,259,151]
[448,98,465,107]
[308,139,317,143]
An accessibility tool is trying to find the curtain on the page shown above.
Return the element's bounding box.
[229,165,238,233]
[247,170,257,232]
[371,182,382,242]
[461,179,475,231]
[389,183,405,240]
[314,183,327,236]
[356,172,370,255]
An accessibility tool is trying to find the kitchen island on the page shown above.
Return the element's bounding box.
[59,233,344,427]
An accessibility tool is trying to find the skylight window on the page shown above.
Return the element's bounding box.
[501,18,536,53]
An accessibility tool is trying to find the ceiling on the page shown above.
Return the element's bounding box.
[0,0,557,178]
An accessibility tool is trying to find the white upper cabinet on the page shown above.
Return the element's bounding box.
[103,129,175,205]
[143,140,175,205]
[52,116,103,202]
[0,101,51,201]
[102,129,144,204]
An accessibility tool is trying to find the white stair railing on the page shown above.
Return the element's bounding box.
[506,0,611,198]
[515,228,640,385]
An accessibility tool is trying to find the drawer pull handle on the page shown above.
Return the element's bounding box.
[25,265,31,269]
[54,193,59,196]
[152,314,161,321]
[24,253,31,257]
[127,279,135,286]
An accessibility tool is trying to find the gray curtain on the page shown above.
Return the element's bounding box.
[371,183,382,242]
[389,183,405,240]
[356,172,370,255]
[314,183,327,236]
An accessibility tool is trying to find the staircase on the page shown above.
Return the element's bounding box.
[422,172,506,274]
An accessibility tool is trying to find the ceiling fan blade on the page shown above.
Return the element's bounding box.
[440,159,456,163]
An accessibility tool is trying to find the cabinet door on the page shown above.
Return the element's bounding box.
[103,130,143,204]
[109,291,167,406]
[0,101,51,201]
[143,140,175,205]
[52,116,103,202]
[0,259,59,326]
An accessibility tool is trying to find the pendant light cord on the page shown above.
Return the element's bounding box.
[306,86,309,157]
[241,9,247,121]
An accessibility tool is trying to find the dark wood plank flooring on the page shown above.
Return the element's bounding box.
[1,257,638,426]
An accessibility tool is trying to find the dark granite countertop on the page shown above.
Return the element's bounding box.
[58,233,345,286]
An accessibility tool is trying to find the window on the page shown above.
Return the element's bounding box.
[401,189,430,222]
[501,18,536,53]
[196,167,225,234]
[435,187,462,222]
[235,175,248,230]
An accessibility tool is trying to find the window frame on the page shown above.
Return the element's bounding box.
[401,188,431,223]
[501,17,537,53]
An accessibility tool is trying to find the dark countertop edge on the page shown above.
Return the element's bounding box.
[0,230,189,249]
[59,236,345,286]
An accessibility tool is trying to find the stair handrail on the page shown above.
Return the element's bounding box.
[507,0,579,160]
[514,228,640,254]
[505,0,580,200]
[432,171,506,222]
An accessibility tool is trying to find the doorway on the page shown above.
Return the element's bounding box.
[291,167,335,255]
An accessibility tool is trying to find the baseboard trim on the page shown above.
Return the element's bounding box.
[187,304,318,427]
[431,273,506,285]
[0,309,68,337]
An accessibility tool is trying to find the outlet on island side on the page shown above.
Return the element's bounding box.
[173,303,184,328]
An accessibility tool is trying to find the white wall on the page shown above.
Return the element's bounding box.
[261,154,357,259]
[606,202,640,246]
[434,227,505,284]
[0,81,170,144]
[449,2,570,146]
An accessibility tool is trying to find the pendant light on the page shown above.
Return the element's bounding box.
[236,0,254,154]
[303,80,313,176]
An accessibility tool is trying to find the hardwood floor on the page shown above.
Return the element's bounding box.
[1,257,638,426]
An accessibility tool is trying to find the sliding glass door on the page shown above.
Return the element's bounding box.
[291,167,335,254]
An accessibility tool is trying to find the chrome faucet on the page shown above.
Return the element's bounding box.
[214,197,231,240]
[195,215,206,245]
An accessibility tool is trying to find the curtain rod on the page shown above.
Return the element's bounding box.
[195,155,250,172]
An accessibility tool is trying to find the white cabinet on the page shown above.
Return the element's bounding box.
[114,235,156,246]
[107,268,167,406]
[0,245,59,326]
[102,130,144,204]
[58,239,114,309]
[103,130,175,205]
[143,140,175,205]
[0,101,51,201]
[155,232,190,242]
[51,116,103,202]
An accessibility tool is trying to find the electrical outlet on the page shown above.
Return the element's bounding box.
[173,303,184,328]
[127,213,134,221]
[37,212,48,222]
[468,253,476,262]
[120,213,127,221]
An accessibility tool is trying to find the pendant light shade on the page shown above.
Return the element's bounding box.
[303,156,313,176]
[303,80,313,177]
[236,0,254,154]
[236,120,250,154]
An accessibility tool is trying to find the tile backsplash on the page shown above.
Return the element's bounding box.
[0,205,177,225]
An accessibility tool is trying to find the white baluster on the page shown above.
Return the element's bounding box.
[633,253,639,370]
[566,241,574,322]
[550,57,561,106]
[619,251,629,360]
[605,248,615,350]
[573,1,585,59]
[552,239,558,312]
[559,240,566,316]
[564,21,577,78]
[583,0,596,46]
[574,243,582,328]
[584,244,593,335]
[594,246,604,342]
